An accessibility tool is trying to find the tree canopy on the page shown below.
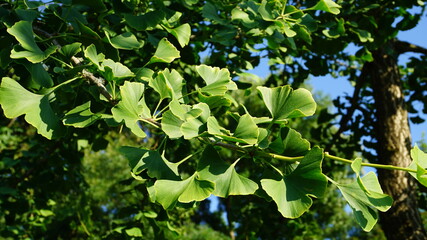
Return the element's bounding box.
[1,0,427,239]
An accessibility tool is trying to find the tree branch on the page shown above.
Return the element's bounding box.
[33,26,116,104]
[394,40,427,55]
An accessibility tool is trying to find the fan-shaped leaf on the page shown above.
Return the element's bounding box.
[409,145,427,187]
[197,65,237,96]
[148,38,180,64]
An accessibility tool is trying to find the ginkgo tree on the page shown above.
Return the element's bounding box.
[0,0,426,239]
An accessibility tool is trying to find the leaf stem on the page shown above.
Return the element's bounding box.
[324,153,417,173]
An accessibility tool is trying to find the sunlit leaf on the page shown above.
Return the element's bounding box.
[257,86,316,121]
[233,114,259,145]
[153,173,215,209]
[261,147,327,218]
[197,65,237,96]
[7,21,57,63]
[409,145,427,187]
[311,0,341,15]
[148,38,180,64]
[335,172,393,232]
[111,81,150,138]
[198,145,258,197]
[84,44,105,69]
[165,23,191,48]
[0,77,64,139]
[161,110,184,139]
[149,69,184,100]
[106,32,144,50]
[102,59,134,79]
[59,42,82,59]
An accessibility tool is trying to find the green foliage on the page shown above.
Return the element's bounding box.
[0,0,426,239]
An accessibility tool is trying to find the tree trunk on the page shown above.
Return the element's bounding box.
[367,46,427,239]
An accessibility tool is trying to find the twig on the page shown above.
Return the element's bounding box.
[394,40,427,55]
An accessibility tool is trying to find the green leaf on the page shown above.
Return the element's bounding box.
[149,69,184,100]
[125,227,143,237]
[258,0,276,21]
[161,110,184,139]
[23,62,54,88]
[148,38,180,64]
[106,32,144,50]
[181,118,204,139]
[0,77,64,139]
[153,173,215,209]
[7,21,57,63]
[270,127,310,156]
[335,172,393,231]
[102,59,134,79]
[111,81,150,138]
[198,145,258,197]
[261,147,327,218]
[233,114,259,145]
[311,0,341,15]
[197,65,237,96]
[165,23,191,48]
[59,42,82,59]
[63,101,101,128]
[120,146,180,180]
[84,44,105,69]
[409,145,427,187]
[124,11,166,31]
[257,86,316,121]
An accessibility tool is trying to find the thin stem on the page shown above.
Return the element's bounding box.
[268,153,303,162]
[324,153,417,173]
[49,55,73,68]
[176,148,204,165]
[140,118,161,129]
[153,99,164,118]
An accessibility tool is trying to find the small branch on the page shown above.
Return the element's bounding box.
[324,152,417,173]
[33,26,116,104]
[394,40,427,55]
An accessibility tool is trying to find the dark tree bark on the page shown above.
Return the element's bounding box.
[366,44,427,240]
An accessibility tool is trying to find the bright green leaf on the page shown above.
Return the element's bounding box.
[261,147,327,218]
[233,114,259,145]
[125,227,143,237]
[63,101,101,128]
[197,65,237,96]
[111,81,150,138]
[102,59,135,79]
[335,172,393,231]
[7,21,57,63]
[84,44,105,69]
[161,110,184,139]
[409,145,427,187]
[149,69,184,100]
[153,173,215,209]
[0,77,65,139]
[197,145,258,197]
[257,86,317,121]
[148,38,180,64]
[165,23,191,48]
[59,42,82,59]
[311,0,341,15]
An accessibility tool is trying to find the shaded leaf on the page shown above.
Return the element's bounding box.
[23,62,54,88]
[63,101,101,128]
[125,11,166,31]
[59,42,82,59]
[261,147,327,218]
[270,127,310,156]
[233,114,259,145]
[106,32,144,50]
[198,145,258,197]
[311,0,341,15]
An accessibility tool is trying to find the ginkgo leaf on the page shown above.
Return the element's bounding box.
[197,145,258,197]
[164,23,191,48]
[84,44,105,69]
[59,42,82,59]
[311,0,341,15]
[161,110,184,139]
[7,21,57,63]
[111,81,150,138]
[106,32,144,50]
[334,172,393,232]
[148,38,180,64]
[261,147,327,218]
[153,173,215,209]
[102,59,134,79]
[0,77,64,139]
[408,145,427,187]
[233,114,259,145]
[63,101,101,128]
[120,146,180,180]
[196,65,237,96]
[270,127,310,156]
[257,85,316,121]
[23,62,53,88]
[149,69,184,100]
